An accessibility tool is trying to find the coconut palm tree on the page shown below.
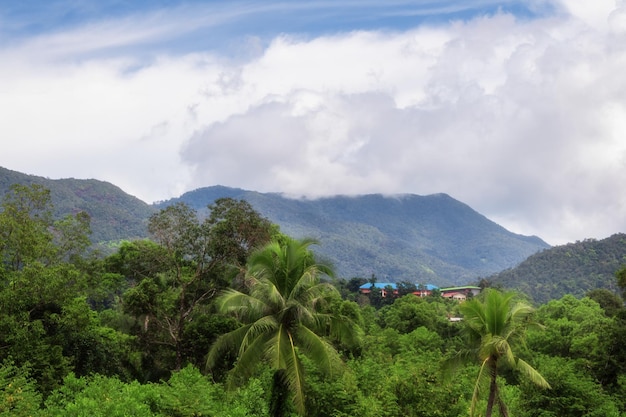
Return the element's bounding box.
[207,237,359,416]
[448,289,550,417]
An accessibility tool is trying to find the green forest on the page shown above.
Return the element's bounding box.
[1,183,626,417]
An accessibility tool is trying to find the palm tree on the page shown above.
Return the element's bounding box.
[207,237,359,416]
[447,289,550,417]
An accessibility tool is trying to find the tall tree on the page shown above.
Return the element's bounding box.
[207,238,360,416]
[446,289,550,417]
[0,184,54,270]
[615,266,626,299]
[110,199,274,373]
[0,184,133,393]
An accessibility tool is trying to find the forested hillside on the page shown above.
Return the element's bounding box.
[161,186,549,285]
[1,183,625,417]
[487,233,626,303]
[0,166,154,242]
[1,167,549,286]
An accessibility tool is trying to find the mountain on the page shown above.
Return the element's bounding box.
[0,166,154,243]
[159,186,550,285]
[487,233,626,304]
[0,167,549,286]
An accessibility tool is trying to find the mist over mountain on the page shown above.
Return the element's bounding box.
[160,186,549,285]
[1,167,549,286]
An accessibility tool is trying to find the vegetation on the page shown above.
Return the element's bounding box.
[487,234,626,303]
[1,183,626,417]
[166,186,549,284]
[208,238,359,416]
[445,290,549,417]
[0,166,154,244]
[0,167,548,286]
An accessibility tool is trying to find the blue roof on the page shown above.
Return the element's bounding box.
[359,283,439,290]
[359,282,396,289]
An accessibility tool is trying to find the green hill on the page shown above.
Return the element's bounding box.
[487,233,626,303]
[1,167,551,285]
[160,186,549,285]
[0,166,154,243]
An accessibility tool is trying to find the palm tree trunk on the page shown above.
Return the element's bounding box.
[485,359,497,417]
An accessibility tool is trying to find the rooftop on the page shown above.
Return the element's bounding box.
[358,283,440,290]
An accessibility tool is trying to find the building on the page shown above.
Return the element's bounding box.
[440,285,481,301]
[359,283,482,301]
[358,283,440,298]
[358,282,398,297]
[413,284,440,297]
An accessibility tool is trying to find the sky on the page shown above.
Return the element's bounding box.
[1,0,625,245]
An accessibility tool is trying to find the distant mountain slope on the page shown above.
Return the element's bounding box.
[160,186,550,285]
[488,233,626,304]
[0,166,154,243]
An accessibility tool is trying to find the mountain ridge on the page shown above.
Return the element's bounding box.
[1,166,549,286]
[487,233,626,304]
[161,186,550,285]
[0,166,154,242]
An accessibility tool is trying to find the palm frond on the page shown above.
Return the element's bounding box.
[508,301,535,321]
[294,324,343,375]
[206,323,254,370]
[281,328,306,415]
[267,323,290,370]
[229,330,274,384]
[299,282,337,306]
[288,266,321,300]
[496,338,516,369]
[470,356,492,417]
[441,348,477,381]
[516,358,551,389]
[216,288,268,321]
[485,290,513,336]
[327,312,363,348]
[285,300,316,326]
[251,277,284,312]
[460,298,487,332]
[239,315,278,356]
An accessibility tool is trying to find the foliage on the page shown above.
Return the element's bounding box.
[586,288,623,317]
[489,234,626,303]
[516,355,620,417]
[106,199,274,374]
[44,373,157,417]
[378,294,452,335]
[154,186,549,284]
[446,289,550,417]
[208,237,362,415]
[0,361,42,417]
[616,265,626,298]
[3,181,626,416]
[0,166,154,244]
[0,184,135,394]
[528,295,619,387]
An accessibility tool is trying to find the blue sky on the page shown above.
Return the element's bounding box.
[1,0,625,245]
[0,0,558,62]
[3,1,550,39]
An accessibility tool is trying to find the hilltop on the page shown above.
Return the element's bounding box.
[1,167,549,285]
[0,166,154,242]
[160,186,549,285]
[487,233,626,303]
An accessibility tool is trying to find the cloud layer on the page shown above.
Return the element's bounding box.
[1,1,625,245]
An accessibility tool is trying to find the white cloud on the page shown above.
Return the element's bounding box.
[1,2,626,245]
[182,9,626,244]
